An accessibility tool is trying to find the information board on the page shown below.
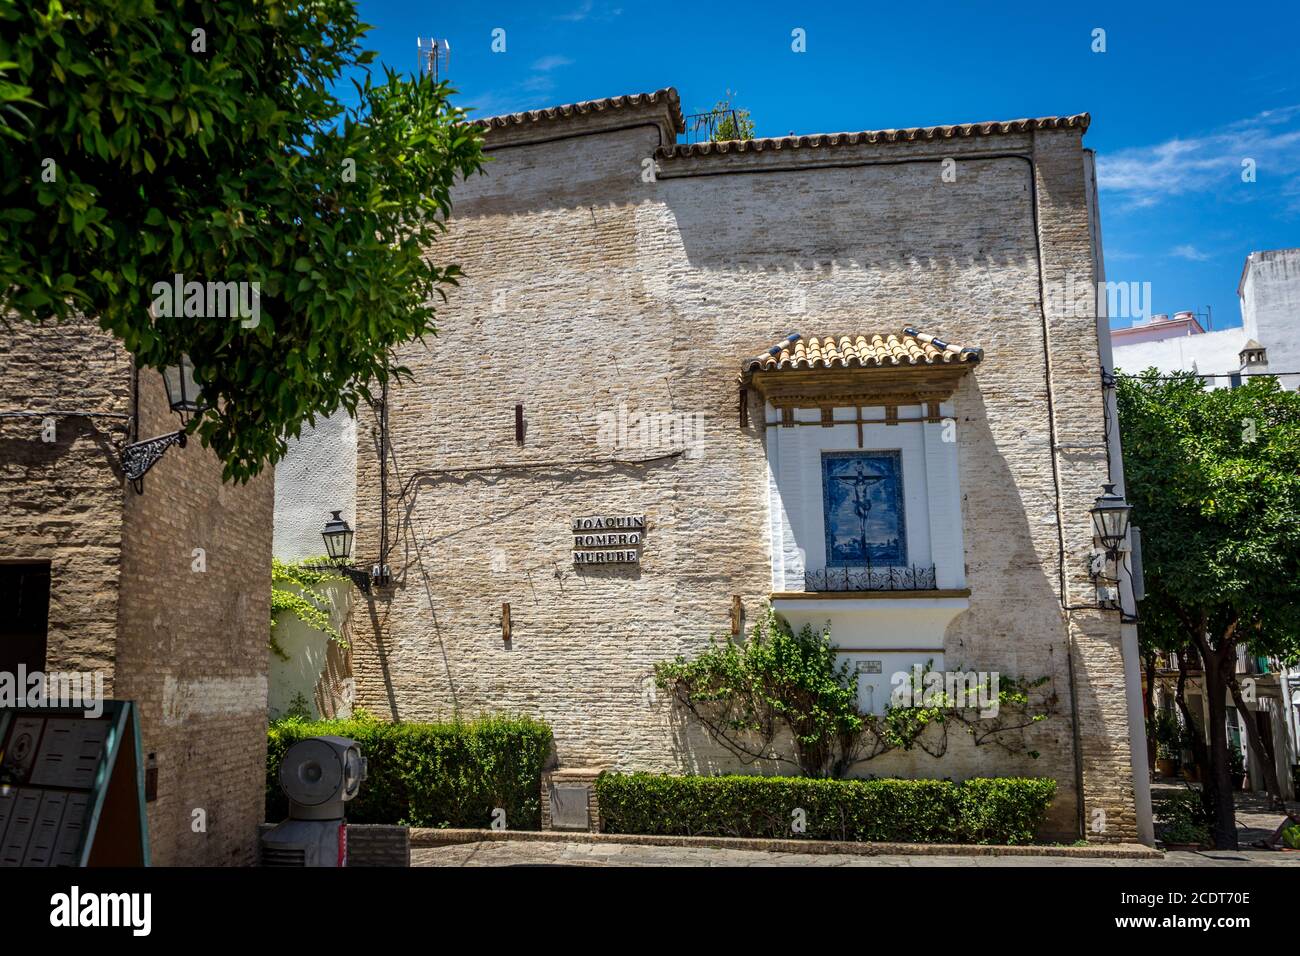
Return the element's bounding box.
[0,701,149,866]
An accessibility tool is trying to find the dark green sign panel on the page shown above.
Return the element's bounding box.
[0,701,149,866]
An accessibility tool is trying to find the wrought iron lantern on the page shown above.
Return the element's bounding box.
[1089,483,1133,555]
[309,511,381,593]
[1087,483,1136,616]
[161,354,205,420]
[321,511,356,562]
[119,357,204,494]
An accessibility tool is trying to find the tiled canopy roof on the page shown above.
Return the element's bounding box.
[745,330,982,373]
[660,114,1089,159]
[473,87,685,132]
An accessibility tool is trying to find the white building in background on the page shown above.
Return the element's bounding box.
[1238,249,1300,391]
[1112,248,1300,391]
[269,410,359,719]
[273,410,359,560]
[1112,248,1300,801]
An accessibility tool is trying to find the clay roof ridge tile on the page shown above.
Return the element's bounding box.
[475,87,685,132]
[661,112,1089,158]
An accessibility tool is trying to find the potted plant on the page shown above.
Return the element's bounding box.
[1153,790,1212,851]
[1155,741,1179,778]
[1163,817,1210,851]
[1229,745,1248,791]
[1150,712,1181,778]
[1179,723,1202,782]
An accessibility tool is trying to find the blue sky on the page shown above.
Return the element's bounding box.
[357,0,1300,329]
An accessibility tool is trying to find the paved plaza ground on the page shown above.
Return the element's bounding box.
[412,785,1300,868]
[412,840,1298,867]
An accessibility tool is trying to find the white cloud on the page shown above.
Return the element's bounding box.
[1097,105,1300,212]
[1170,244,1211,261]
[554,1,622,22]
[531,55,574,72]
[466,58,574,118]
[519,74,557,94]
[556,1,594,20]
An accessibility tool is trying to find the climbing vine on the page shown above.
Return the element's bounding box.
[270,557,346,661]
[655,608,1057,778]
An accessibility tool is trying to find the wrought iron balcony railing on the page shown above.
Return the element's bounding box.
[682,109,740,144]
[802,564,938,593]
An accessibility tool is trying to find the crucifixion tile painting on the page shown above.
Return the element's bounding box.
[821,450,907,567]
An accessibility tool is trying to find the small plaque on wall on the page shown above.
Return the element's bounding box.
[572,514,644,566]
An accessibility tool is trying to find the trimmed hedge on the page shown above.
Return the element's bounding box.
[267,714,553,828]
[596,773,1057,845]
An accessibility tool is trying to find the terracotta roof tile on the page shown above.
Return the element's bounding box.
[745,329,982,373]
[469,86,1084,153]
[659,113,1090,159]
[473,87,685,133]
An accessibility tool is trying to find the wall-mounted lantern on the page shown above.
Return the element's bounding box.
[1090,483,1132,553]
[1088,483,1138,619]
[308,511,388,593]
[120,356,205,494]
[321,510,356,563]
[161,354,205,420]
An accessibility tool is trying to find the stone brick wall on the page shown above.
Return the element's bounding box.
[115,370,273,866]
[1,318,274,865]
[342,823,410,866]
[0,317,132,681]
[351,103,1137,842]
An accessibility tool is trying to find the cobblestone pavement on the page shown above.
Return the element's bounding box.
[412,841,1299,867]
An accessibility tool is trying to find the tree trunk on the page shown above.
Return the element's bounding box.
[1174,653,1209,794]
[1143,650,1158,774]
[1191,633,1240,850]
[1227,674,1285,810]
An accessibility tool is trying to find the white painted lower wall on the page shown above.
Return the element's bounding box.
[268,579,354,720]
[772,594,963,715]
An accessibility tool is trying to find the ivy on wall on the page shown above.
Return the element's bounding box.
[655,608,1057,778]
[269,557,345,661]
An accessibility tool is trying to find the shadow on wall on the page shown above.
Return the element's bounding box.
[269,579,355,720]
[0,415,127,480]
[942,377,1097,839]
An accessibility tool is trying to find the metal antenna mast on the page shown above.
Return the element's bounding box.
[416,37,451,81]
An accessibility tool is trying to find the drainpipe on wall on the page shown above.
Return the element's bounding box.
[1085,148,1155,845]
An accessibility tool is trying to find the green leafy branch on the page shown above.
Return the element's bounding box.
[656,608,1056,777]
[270,556,345,660]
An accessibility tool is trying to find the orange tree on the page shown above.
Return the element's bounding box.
[0,0,483,480]
[1118,370,1300,847]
